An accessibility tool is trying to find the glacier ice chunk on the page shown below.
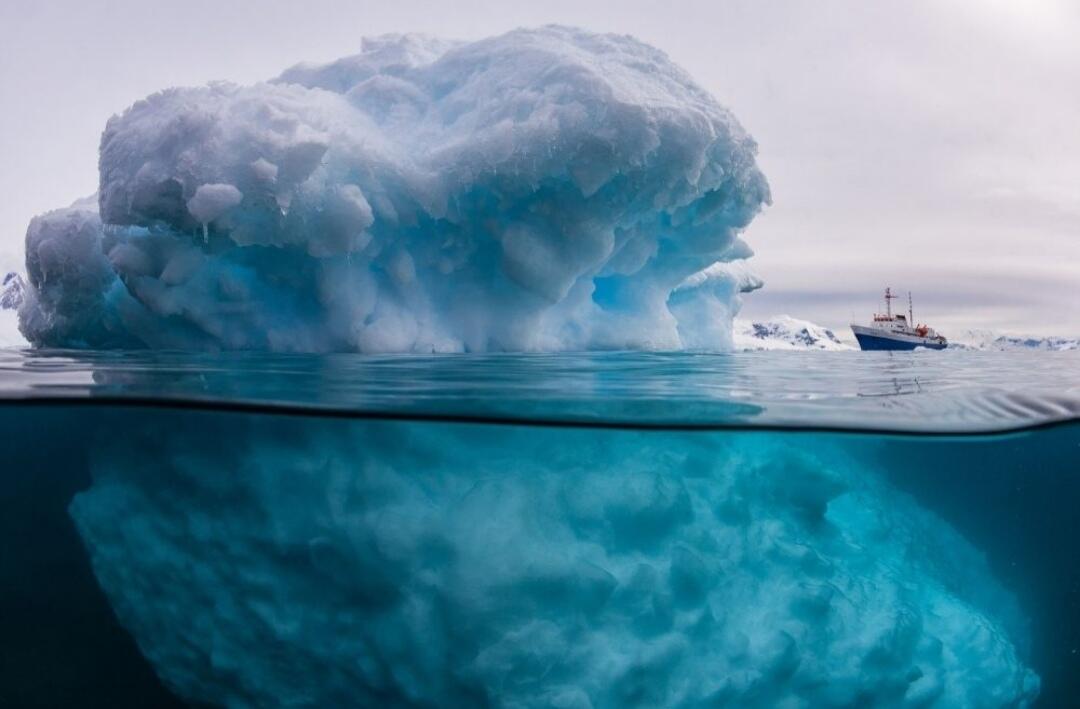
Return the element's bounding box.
[186,183,243,227]
[19,201,139,348]
[20,27,770,352]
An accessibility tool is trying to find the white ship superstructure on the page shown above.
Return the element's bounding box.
[851,288,947,351]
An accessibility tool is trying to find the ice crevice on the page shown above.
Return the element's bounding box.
[19,26,770,352]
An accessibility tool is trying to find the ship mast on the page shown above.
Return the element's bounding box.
[908,291,913,324]
[884,287,898,318]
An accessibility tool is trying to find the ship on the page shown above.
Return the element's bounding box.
[851,288,947,351]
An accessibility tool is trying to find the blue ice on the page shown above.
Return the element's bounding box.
[70,419,1039,707]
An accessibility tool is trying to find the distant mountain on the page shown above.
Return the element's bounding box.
[948,330,1080,351]
[1,271,24,310]
[734,317,1079,352]
[0,272,27,347]
[733,316,854,351]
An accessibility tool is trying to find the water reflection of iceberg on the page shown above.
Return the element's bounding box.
[70,410,1039,707]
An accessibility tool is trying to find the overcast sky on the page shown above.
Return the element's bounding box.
[1,0,1077,334]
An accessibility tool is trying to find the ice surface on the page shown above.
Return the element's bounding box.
[69,417,1039,707]
[186,184,244,231]
[20,27,770,352]
[19,204,138,348]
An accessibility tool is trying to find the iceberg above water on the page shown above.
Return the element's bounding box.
[19,27,770,352]
[69,416,1039,707]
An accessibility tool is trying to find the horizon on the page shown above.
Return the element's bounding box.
[2,0,1077,337]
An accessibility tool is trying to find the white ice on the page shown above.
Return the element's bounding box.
[19,27,770,352]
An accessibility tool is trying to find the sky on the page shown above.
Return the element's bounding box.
[1,0,1077,335]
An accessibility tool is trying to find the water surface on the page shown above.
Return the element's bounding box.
[0,349,1077,707]
[1,349,1078,432]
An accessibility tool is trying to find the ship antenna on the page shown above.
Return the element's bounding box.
[884,287,897,318]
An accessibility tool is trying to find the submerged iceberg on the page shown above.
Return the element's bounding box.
[70,414,1039,706]
[19,27,769,352]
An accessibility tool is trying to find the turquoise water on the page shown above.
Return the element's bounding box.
[1,350,1078,707]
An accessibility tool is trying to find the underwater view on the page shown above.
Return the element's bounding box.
[0,350,1077,707]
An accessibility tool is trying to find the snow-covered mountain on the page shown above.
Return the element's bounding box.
[733,315,854,351]
[948,330,1080,351]
[734,316,1079,352]
[1,271,24,310]
[0,272,27,347]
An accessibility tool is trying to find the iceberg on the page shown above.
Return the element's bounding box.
[19,27,770,352]
[69,414,1040,707]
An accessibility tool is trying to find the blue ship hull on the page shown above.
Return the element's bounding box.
[854,332,947,351]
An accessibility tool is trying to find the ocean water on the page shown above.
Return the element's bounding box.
[1,350,1078,708]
